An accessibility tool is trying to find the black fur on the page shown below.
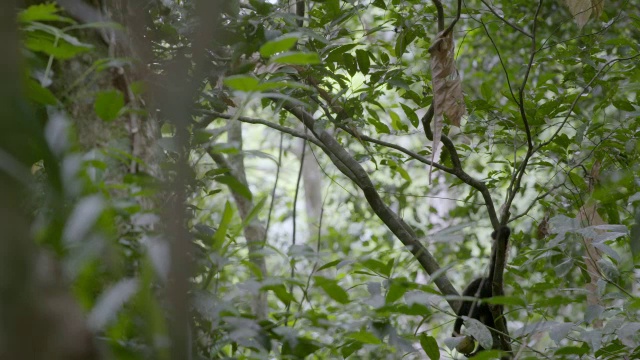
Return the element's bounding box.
[452,227,511,354]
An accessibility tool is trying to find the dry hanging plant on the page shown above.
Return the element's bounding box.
[564,0,604,28]
[428,30,465,182]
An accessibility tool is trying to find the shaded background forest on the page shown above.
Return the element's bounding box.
[2,0,640,359]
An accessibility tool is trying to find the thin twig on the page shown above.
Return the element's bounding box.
[536,53,640,151]
[264,133,284,243]
[509,184,563,223]
[443,0,462,37]
[480,0,532,38]
[281,101,461,308]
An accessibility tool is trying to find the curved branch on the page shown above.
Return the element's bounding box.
[432,0,445,31]
[479,19,517,104]
[442,0,462,37]
[509,184,563,223]
[480,0,532,38]
[201,110,360,182]
[421,105,499,229]
[202,110,322,147]
[281,102,460,309]
[501,0,543,224]
[334,125,456,174]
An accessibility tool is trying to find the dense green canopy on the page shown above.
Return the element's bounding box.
[2,0,640,359]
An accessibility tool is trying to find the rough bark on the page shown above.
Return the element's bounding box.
[1,3,97,359]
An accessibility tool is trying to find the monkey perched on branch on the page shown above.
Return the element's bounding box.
[452,226,511,357]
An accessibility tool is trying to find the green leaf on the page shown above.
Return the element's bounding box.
[323,0,340,17]
[385,280,407,303]
[23,27,92,59]
[347,330,381,344]
[19,3,73,23]
[282,338,320,358]
[389,110,408,131]
[224,75,300,92]
[480,81,494,102]
[325,44,358,62]
[317,259,342,271]
[342,53,357,76]
[555,346,589,356]
[419,334,440,360]
[355,49,370,75]
[224,75,261,91]
[394,29,416,57]
[205,168,231,177]
[259,33,300,57]
[368,117,390,134]
[214,175,253,200]
[401,103,419,128]
[314,276,349,304]
[262,284,295,305]
[271,51,321,65]
[463,317,492,350]
[26,79,58,105]
[249,0,274,15]
[612,99,635,111]
[372,0,387,9]
[212,202,234,251]
[238,196,267,231]
[361,258,391,277]
[94,90,124,121]
[341,341,362,357]
[193,129,212,145]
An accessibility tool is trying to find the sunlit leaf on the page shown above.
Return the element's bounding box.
[260,33,300,57]
[347,330,381,344]
[212,201,234,251]
[19,3,73,23]
[214,175,253,200]
[314,276,349,304]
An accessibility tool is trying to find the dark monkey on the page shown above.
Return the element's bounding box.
[453,226,511,356]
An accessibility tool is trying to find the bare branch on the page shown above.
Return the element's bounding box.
[201,110,323,147]
[337,124,455,173]
[480,0,532,38]
[281,102,461,308]
[443,0,462,37]
[432,0,445,31]
[509,184,563,223]
[478,19,517,104]
[501,0,543,224]
[202,110,361,183]
[421,105,500,229]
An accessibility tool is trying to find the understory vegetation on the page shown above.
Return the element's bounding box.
[2,0,640,359]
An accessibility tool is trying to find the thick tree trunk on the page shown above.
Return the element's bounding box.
[1,3,97,359]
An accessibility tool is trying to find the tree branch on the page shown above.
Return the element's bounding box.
[201,110,361,183]
[431,0,445,31]
[509,184,563,223]
[501,0,543,224]
[281,102,461,308]
[421,106,499,229]
[443,0,462,37]
[480,0,532,38]
[201,110,323,147]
